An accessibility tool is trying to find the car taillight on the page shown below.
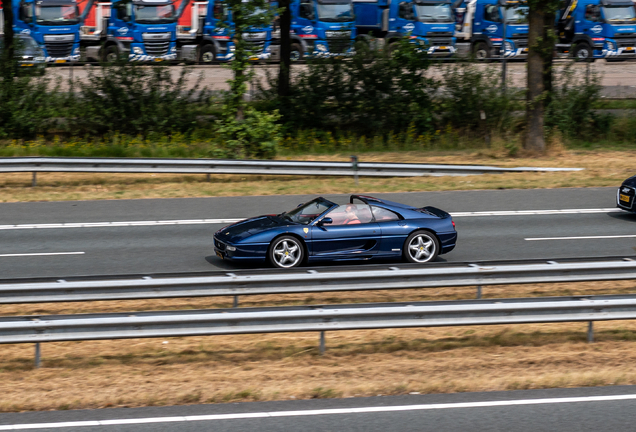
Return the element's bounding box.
[452,220,456,228]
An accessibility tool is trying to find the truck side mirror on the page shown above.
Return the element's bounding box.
[299,3,314,20]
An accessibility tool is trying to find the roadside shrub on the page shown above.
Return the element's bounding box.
[69,63,212,137]
[258,37,437,135]
[437,62,520,135]
[216,107,282,159]
[546,65,609,138]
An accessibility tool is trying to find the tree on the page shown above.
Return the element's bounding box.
[224,0,272,121]
[1,0,16,79]
[524,0,559,152]
[277,0,291,99]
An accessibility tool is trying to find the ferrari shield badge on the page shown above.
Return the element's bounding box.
[303,228,309,233]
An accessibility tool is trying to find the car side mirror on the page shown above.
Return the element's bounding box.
[318,217,333,226]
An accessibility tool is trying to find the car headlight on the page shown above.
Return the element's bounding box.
[226,245,236,252]
[316,43,327,52]
[504,41,513,51]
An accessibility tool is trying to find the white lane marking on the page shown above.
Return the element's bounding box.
[0,208,624,231]
[0,252,85,257]
[526,235,636,241]
[0,219,244,230]
[452,208,621,217]
[2,394,636,429]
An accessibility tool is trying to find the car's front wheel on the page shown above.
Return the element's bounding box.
[268,236,304,268]
[403,230,439,264]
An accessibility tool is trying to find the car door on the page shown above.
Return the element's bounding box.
[310,204,381,257]
[371,206,409,255]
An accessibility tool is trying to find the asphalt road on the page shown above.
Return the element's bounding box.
[1,187,634,279]
[1,385,636,431]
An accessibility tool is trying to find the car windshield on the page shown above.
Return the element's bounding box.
[415,4,454,23]
[135,4,176,23]
[317,2,354,22]
[603,5,636,23]
[35,4,80,25]
[278,199,333,225]
[502,5,528,23]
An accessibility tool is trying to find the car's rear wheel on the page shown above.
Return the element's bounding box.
[269,236,304,268]
[403,230,439,264]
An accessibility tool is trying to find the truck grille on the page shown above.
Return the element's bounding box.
[44,40,74,57]
[428,37,453,46]
[513,38,528,48]
[246,40,265,54]
[144,40,170,56]
[326,37,351,54]
[615,37,636,48]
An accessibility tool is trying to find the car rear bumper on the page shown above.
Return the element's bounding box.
[438,231,458,254]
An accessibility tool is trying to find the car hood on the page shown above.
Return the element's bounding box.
[216,215,285,243]
[622,175,636,187]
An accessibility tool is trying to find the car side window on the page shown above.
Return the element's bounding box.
[371,206,400,222]
[328,204,374,225]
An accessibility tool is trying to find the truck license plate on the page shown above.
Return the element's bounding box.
[55,59,66,63]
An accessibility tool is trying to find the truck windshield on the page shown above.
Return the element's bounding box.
[35,4,80,25]
[316,2,354,22]
[502,5,528,23]
[602,5,636,23]
[415,4,453,23]
[135,5,176,24]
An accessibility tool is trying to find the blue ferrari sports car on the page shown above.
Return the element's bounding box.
[214,195,457,268]
[617,175,636,213]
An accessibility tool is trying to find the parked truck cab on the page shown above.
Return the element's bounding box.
[81,0,179,62]
[454,0,528,59]
[12,0,87,63]
[290,0,356,59]
[354,0,456,57]
[556,0,636,61]
[176,0,273,63]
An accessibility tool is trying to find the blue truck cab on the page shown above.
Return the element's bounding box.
[176,0,273,63]
[12,0,86,63]
[82,0,178,62]
[289,0,356,59]
[453,0,528,59]
[556,0,636,60]
[354,0,456,57]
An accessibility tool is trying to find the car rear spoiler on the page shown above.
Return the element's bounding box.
[417,206,451,218]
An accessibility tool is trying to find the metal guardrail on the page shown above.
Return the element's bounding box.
[2,258,635,304]
[2,294,635,345]
[0,157,583,183]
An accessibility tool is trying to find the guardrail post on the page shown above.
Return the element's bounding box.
[32,172,37,187]
[350,155,359,185]
[319,331,326,355]
[587,321,594,343]
[476,285,482,299]
[206,173,211,182]
[233,295,239,308]
[35,343,41,368]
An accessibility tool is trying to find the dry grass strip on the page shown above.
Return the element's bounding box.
[0,149,632,202]
[2,280,636,412]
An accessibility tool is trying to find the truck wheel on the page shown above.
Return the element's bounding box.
[473,42,491,62]
[198,44,216,63]
[104,45,120,63]
[573,43,594,62]
[290,43,303,61]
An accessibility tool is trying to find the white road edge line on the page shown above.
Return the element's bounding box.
[2,394,636,430]
[0,208,624,230]
[526,235,636,241]
[0,252,85,258]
